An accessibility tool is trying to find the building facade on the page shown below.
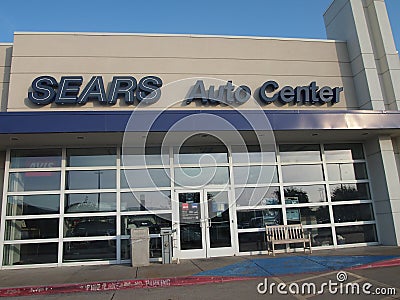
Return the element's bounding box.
[0,0,399,268]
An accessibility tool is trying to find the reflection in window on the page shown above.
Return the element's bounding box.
[121,191,171,211]
[66,170,116,190]
[333,204,374,223]
[281,165,324,182]
[279,144,321,162]
[324,144,364,161]
[335,225,377,244]
[67,148,116,167]
[327,163,368,181]
[231,145,276,164]
[306,228,333,247]
[63,240,116,262]
[65,193,116,213]
[238,232,270,252]
[174,167,229,187]
[233,166,278,184]
[286,206,330,225]
[64,216,116,237]
[282,185,327,203]
[10,149,61,169]
[235,186,280,206]
[7,195,60,216]
[237,209,282,229]
[121,238,162,259]
[330,183,371,201]
[5,219,59,240]
[122,147,168,166]
[8,172,61,192]
[3,243,58,266]
[121,214,171,235]
[121,169,170,189]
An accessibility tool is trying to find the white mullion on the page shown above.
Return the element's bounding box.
[321,144,337,248]
[65,166,116,171]
[5,214,60,220]
[63,211,117,218]
[63,236,117,242]
[7,191,61,196]
[8,168,62,173]
[227,144,239,255]
[334,220,377,227]
[64,189,116,194]
[236,205,283,211]
[276,145,287,226]
[0,150,11,268]
[119,187,171,193]
[120,210,172,216]
[280,161,324,166]
[58,147,66,265]
[3,238,59,245]
[116,146,121,262]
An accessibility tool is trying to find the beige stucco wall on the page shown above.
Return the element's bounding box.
[0,44,12,112]
[6,33,359,111]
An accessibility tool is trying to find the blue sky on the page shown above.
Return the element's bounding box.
[0,0,399,51]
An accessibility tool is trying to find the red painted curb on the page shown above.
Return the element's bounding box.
[0,276,256,297]
[350,257,400,270]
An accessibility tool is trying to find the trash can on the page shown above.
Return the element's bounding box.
[160,227,173,264]
[130,227,150,267]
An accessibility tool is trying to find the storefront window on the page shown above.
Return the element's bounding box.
[237,209,283,229]
[174,167,229,187]
[121,238,162,259]
[121,214,171,235]
[66,170,116,190]
[6,195,60,216]
[122,147,168,166]
[8,172,61,192]
[121,169,170,189]
[235,186,280,206]
[335,225,377,244]
[333,203,374,223]
[330,183,371,201]
[64,216,116,237]
[63,240,116,262]
[233,166,278,184]
[286,206,330,225]
[324,144,364,161]
[231,145,276,164]
[238,232,269,252]
[65,193,116,213]
[5,219,59,240]
[10,149,61,169]
[283,185,327,203]
[121,191,171,211]
[67,148,116,167]
[3,243,58,266]
[281,164,324,182]
[327,163,368,181]
[306,228,333,247]
[279,144,321,162]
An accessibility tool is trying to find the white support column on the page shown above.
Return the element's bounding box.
[324,0,400,110]
[365,136,400,246]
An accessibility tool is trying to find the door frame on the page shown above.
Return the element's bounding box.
[173,188,237,259]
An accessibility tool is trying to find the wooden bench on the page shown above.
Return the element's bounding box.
[265,224,312,256]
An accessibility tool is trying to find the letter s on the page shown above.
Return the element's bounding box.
[28,76,58,105]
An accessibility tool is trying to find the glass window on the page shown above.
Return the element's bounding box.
[63,240,116,262]
[327,163,368,181]
[3,243,58,266]
[234,166,278,184]
[10,149,61,169]
[175,145,228,165]
[121,191,171,211]
[324,144,364,161]
[5,219,59,240]
[238,232,268,252]
[231,145,276,164]
[8,172,61,192]
[65,193,116,213]
[121,169,170,189]
[66,170,116,190]
[67,148,116,167]
[6,195,60,216]
[335,225,377,244]
[237,209,283,229]
[283,185,327,203]
[306,228,333,247]
[121,214,171,235]
[174,167,229,187]
[281,164,324,182]
[235,186,280,206]
[122,147,169,166]
[279,144,321,162]
[333,203,374,223]
[121,237,162,259]
[64,216,116,237]
[330,183,371,201]
[286,206,330,225]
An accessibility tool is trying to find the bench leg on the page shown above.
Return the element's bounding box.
[303,241,306,254]
[272,242,275,256]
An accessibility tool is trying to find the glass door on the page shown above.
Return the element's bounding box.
[175,190,235,259]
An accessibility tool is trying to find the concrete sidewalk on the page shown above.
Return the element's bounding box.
[0,246,399,297]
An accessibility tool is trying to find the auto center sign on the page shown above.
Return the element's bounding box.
[28,76,343,106]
